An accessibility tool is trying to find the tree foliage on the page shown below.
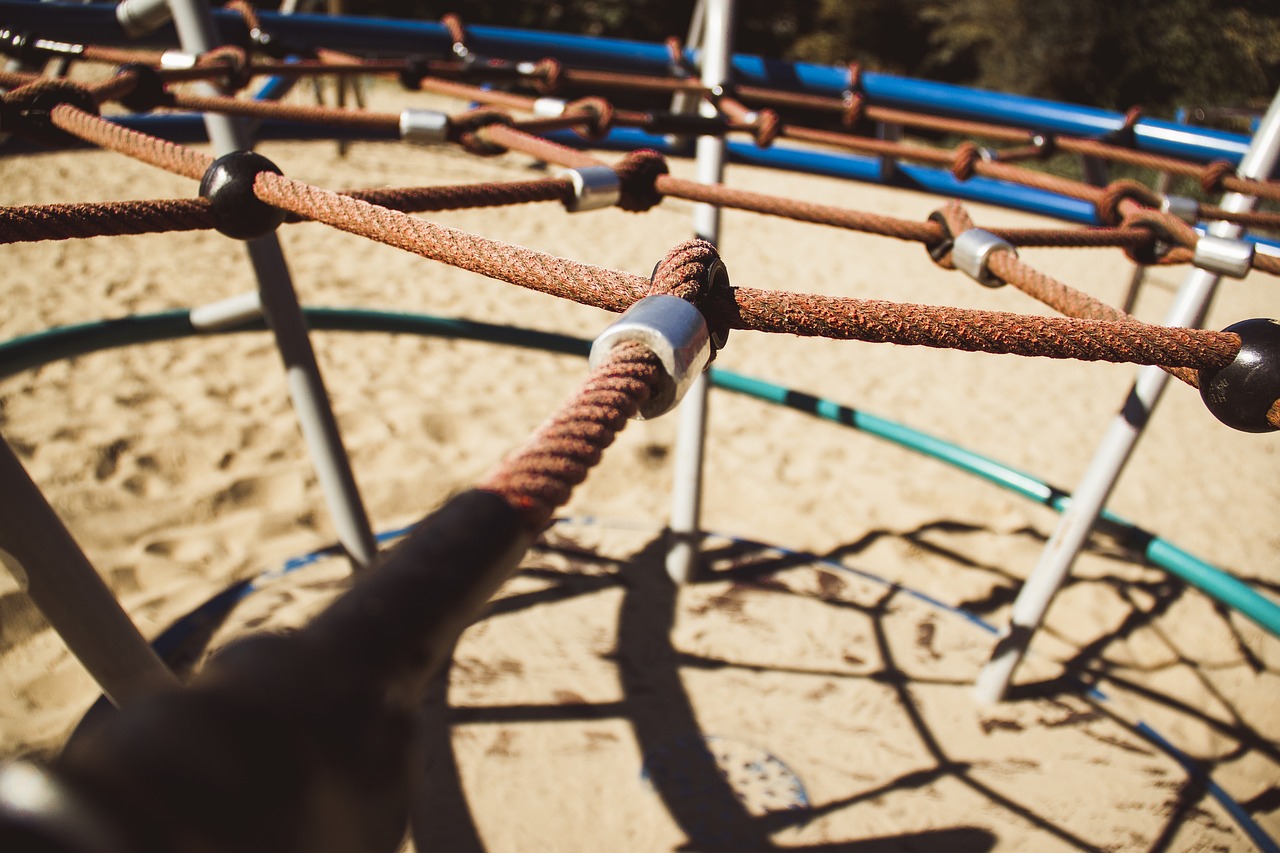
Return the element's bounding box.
[344,0,1280,117]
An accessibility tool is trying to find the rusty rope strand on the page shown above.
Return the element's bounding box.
[0,199,216,243]
[253,171,648,310]
[253,171,1239,369]
[479,340,663,528]
[49,104,213,181]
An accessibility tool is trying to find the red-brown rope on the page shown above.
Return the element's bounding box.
[0,199,215,243]
[8,74,1257,378]
[49,104,213,181]
[479,340,663,529]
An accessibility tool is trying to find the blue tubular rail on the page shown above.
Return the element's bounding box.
[2,309,1277,642]
[0,1,1252,165]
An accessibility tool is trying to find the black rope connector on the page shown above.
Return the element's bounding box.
[924,210,956,269]
[0,28,38,63]
[649,238,734,357]
[0,79,99,146]
[199,151,286,240]
[398,54,431,90]
[114,63,171,113]
[1198,318,1280,433]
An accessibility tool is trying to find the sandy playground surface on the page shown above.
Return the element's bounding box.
[0,79,1278,850]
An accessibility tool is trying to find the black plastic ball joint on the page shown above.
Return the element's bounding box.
[398,54,431,90]
[1198,318,1280,433]
[198,151,286,241]
[114,63,169,113]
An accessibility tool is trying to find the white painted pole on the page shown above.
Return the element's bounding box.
[974,88,1280,704]
[0,436,177,705]
[165,0,378,570]
[665,0,734,584]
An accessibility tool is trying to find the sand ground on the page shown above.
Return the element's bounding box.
[0,78,1277,850]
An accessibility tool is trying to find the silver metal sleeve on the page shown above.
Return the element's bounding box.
[559,165,621,212]
[116,0,173,39]
[1193,235,1255,279]
[589,295,711,419]
[159,50,198,70]
[952,228,1015,288]
[1160,194,1199,224]
[532,97,567,118]
[399,109,450,145]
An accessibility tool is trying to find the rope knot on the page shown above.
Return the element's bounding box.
[566,97,614,140]
[648,238,735,356]
[751,109,781,147]
[1118,207,1197,266]
[449,108,515,156]
[951,142,982,182]
[529,57,562,94]
[0,79,99,145]
[613,149,668,212]
[1201,160,1236,195]
[841,91,865,129]
[199,45,252,91]
[1096,179,1162,226]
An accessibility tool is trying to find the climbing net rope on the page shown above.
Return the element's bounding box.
[0,8,1278,851]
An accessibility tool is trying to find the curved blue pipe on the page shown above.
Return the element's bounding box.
[1,308,1276,644]
[1,307,1273,849]
[0,1,1252,164]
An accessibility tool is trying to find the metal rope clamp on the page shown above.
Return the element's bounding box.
[558,165,621,213]
[399,109,450,145]
[1160,194,1199,224]
[952,228,1015,288]
[1193,235,1254,279]
[589,295,712,419]
[532,97,567,118]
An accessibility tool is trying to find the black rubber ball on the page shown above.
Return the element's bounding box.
[198,151,286,241]
[1198,318,1280,433]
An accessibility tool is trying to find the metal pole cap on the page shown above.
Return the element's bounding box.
[589,295,711,419]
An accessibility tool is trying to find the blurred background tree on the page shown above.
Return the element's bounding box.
[340,0,1279,119]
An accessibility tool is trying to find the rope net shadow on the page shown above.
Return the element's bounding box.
[0,4,1277,851]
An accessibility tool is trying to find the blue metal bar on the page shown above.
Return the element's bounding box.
[0,1,1252,164]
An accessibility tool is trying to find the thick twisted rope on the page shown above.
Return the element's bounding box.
[21,88,1255,375]
[0,199,216,243]
[479,340,663,529]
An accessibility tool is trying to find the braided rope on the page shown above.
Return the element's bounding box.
[479,341,663,529]
[4,59,1272,384]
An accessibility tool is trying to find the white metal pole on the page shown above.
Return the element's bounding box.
[0,436,177,705]
[665,0,734,584]
[165,0,378,570]
[974,88,1280,704]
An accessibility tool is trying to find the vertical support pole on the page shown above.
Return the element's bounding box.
[166,0,378,570]
[0,436,177,705]
[974,87,1280,704]
[668,0,706,117]
[665,0,734,584]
